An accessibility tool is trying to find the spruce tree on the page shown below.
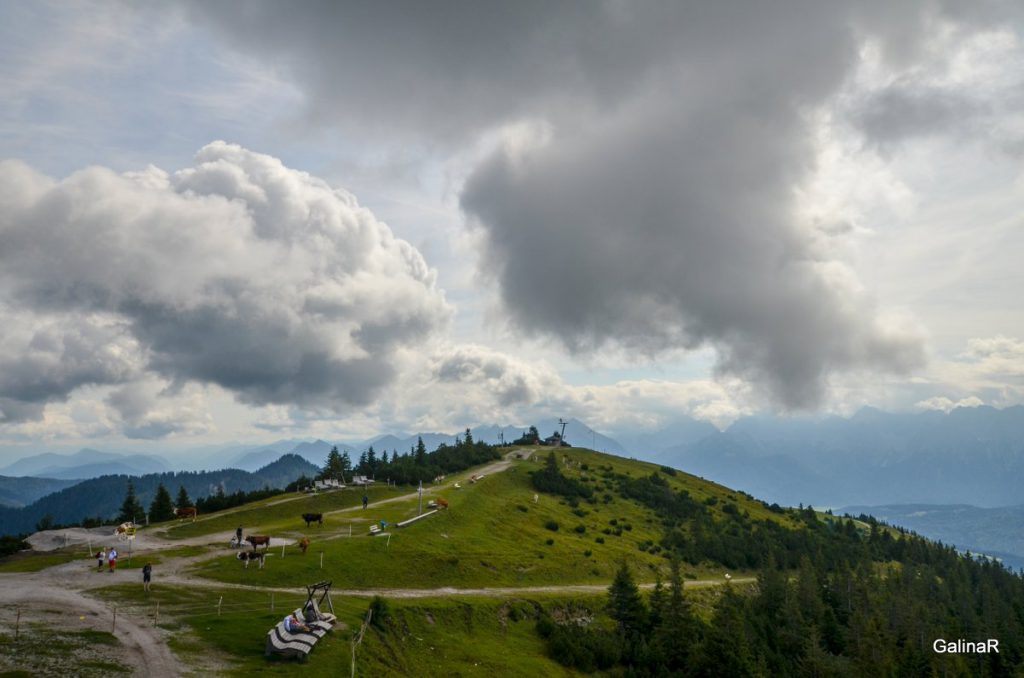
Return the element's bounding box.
[149,483,175,522]
[658,556,694,670]
[175,485,193,509]
[117,480,144,523]
[414,436,427,465]
[322,446,344,480]
[608,561,647,635]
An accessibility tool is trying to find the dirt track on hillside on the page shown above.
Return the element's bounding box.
[2,448,745,675]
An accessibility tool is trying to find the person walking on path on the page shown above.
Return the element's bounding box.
[142,562,152,592]
[362,494,368,509]
[96,547,106,572]
[235,526,243,548]
[108,547,118,572]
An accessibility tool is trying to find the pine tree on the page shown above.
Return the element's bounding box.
[358,450,369,474]
[608,561,647,636]
[464,428,473,445]
[367,447,378,475]
[414,436,427,465]
[149,483,175,522]
[117,480,144,524]
[175,485,193,509]
[659,556,695,670]
[381,451,389,465]
[321,448,350,481]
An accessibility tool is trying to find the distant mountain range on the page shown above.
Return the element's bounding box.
[0,454,318,536]
[650,405,1024,508]
[0,476,81,508]
[841,503,1024,571]
[0,448,171,480]
[6,406,1024,513]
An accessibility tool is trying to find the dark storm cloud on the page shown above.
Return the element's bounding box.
[136,2,1021,407]
[850,83,988,147]
[0,144,451,422]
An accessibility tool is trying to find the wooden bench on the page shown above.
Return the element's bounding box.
[369,524,381,535]
[265,607,334,660]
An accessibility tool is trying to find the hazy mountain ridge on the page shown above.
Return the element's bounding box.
[0,449,171,479]
[656,405,1024,507]
[0,476,81,508]
[841,502,1024,570]
[0,454,317,536]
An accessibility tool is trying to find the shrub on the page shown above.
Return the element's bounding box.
[659,465,677,476]
[574,525,587,534]
[369,596,390,630]
[583,550,592,557]
[517,505,529,512]
[546,538,555,546]
[545,520,560,531]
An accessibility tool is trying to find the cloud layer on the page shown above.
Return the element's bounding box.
[177,1,1012,409]
[0,143,450,424]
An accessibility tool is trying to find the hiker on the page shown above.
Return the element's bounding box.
[108,547,118,572]
[235,526,243,547]
[142,562,152,592]
[96,547,106,572]
[284,612,311,634]
[362,494,368,509]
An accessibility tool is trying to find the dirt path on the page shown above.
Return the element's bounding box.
[5,448,746,675]
[0,568,179,677]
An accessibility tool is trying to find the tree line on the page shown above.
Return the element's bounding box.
[314,430,500,487]
[535,468,1024,675]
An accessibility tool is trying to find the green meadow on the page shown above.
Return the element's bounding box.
[188,449,769,590]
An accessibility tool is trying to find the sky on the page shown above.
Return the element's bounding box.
[1,0,1023,457]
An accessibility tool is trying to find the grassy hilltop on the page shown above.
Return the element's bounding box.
[6,443,1024,676]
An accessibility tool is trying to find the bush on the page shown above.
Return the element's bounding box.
[369,596,390,630]
[546,538,555,546]
[574,525,587,534]
[595,536,605,544]
[659,465,677,476]
[545,520,560,532]
[583,550,593,557]
[517,505,529,512]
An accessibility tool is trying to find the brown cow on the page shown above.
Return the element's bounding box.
[246,535,270,551]
[436,498,449,510]
[175,507,197,522]
[299,536,310,554]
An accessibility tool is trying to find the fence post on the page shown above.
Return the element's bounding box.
[349,524,352,538]
[155,601,159,623]
[282,543,286,559]
[217,596,223,617]
[112,606,116,633]
[15,606,20,640]
[271,593,275,612]
[320,551,324,569]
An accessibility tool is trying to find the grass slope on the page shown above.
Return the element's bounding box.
[184,448,793,590]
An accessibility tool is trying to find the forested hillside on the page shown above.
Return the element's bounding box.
[0,454,316,535]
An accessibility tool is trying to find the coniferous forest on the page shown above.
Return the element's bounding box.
[536,466,1024,676]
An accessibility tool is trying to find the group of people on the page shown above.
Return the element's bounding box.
[95,547,117,572]
[93,547,152,591]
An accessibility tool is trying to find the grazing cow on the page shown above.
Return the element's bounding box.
[301,512,323,527]
[436,498,449,510]
[299,536,310,554]
[246,535,271,551]
[175,507,198,522]
[114,522,134,540]
[236,551,266,569]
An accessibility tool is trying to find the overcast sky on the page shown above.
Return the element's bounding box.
[1,0,1023,455]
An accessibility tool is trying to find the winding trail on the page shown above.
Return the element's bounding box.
[3,449,746,675]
